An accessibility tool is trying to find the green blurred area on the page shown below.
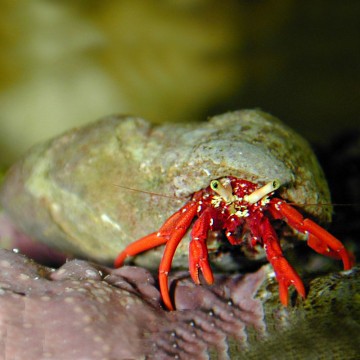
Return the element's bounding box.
[0,0,359,166]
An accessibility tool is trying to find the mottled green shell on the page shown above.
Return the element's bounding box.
[0,110,330,266]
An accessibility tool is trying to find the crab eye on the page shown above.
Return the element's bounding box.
[210,180,220,191]
[210,179,234,202]
[272,179,280,190]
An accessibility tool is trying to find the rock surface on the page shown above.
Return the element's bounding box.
[0,249,359,359]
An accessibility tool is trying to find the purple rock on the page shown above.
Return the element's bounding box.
[0,249,268,359]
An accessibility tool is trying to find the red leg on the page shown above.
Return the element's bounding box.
[188,208,215,285]
[224,215,245,245]
[271,200,353,270]
[114,200,197,268]
[259,217,306,306]
[158,201,198,310]
[114,232,168,268]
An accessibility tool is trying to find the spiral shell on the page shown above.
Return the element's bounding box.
[0,110,331,265]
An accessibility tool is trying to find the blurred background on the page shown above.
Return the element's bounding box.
[0,0,359,166]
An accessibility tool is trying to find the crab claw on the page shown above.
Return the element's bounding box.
[272,257,306,306]
[189,240,214,285]
[303,219,354,269]
[260,216,306,305]
[272,201,354,270]
[188,208,216,285]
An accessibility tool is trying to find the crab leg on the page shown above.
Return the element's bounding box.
[271,200,353,270]
[188,208,215,285]
[114,232,165,267]
[158,201,198,310]
[114,207,188,267]
[260,216,306,306]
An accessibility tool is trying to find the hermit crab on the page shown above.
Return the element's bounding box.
[115,176,352,309]
[0,110,353,310]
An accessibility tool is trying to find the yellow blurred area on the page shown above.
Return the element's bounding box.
[0,1,359,165]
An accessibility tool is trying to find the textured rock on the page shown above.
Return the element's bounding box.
[0,249,268,359]
[0,249,359,359]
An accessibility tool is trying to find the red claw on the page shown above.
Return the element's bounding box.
[303,219,353,270]
[188,208,215,285]
[259,216,306,306]
[272,201,354,270]
[189,240,214,285]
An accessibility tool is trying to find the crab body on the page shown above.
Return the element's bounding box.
[115,176,352,309]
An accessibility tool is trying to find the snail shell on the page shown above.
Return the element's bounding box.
[0,110,331,267]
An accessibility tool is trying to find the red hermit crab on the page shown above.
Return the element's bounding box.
[115,176,352,310]
[0,110,354,310]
